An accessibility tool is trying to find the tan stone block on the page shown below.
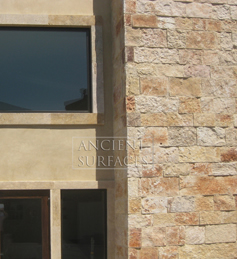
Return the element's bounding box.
[221,20,237,33]
[185,226,205,244]
[0,14,48,25]
[168,127,196,146]
[127,96,135,112]
[230,6,237,20]
[129,248,139,259]
[141,29,167,48]
[140,247,158,259]
[184,65,210,78]
[194,113,215,126]
[179,243,237,259]
[206,224,236,243]
[153,147,179,164]
[155,1,186,17]
[140,77,168,96]
[175,212,199,225]
[167,113,193,126]
[132,15,157,28]
[179,97,201,113]
[190,163,212,176]
[163,163,192,177]
[141,113,167,127]
[126,26,142,46]
[220,147,237,162]
[125,0,136,14]
[213,5,230,20]
[200,211,222,224]
[167,30,186,49]
[136,0,155,14]
[216,114,233,127]
[218,50,237,66]
[129,198,141,214]
[128,112,141,127]
[127,77,140,95]
[195,196,214,211]
[214,195,236,210]
[157,17,176,29]
[128,214,153,228]
[129,228,142,248]
[154,65,184,77]
[187,31,217,49]
[142,227,166,247]
[142,165,163,178]
[166,226,185,246]
[211,163,237,176]
[226,128,237,145]
[169,78,201,97]
[179,49,202,65]
[202,79,237,97]
[213,98,236,114]
[222,211,237,223]
[154,213,175,227]
[206,19,222,31]
[220,32,233,50]
[179,147,220,163]
[141,127,168,146]
[158,246,179,259]
[192,18,207,31]
[197,127,226,146]
[134,47,160,63]
[160,49,180,64]
[180,176,237,195]
[186,3,213,18]
[175,18,193,30]
[202,50,219,66]
[142,197,168,214]
[136,96,179,113]
[140,178,179,197]
[168,196,195,213]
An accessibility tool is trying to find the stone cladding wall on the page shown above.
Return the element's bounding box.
[124,0,237,258]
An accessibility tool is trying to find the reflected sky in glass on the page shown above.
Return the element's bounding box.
[0,27,90,111]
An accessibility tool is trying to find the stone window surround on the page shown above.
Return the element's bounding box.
[0,14,104,125]
[0,180,115,259]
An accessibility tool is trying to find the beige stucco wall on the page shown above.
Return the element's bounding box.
[0,0,113,181]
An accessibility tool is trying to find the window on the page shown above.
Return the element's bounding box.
[0,27,91,112]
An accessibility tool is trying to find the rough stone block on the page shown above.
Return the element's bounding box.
[213,4,230,20]
[132,15,157,28]
[214,195,236,210]
[129,228,142,248]
[179,243,237,259]
[179,147,219,163]
[205,224,236,243]
[141,127,168,146]
[140,247,158,259]
[197,127,226,146]
[168,196,195,213]
[174,212,199,225]
[141,113,167,126]
[194,113,216,127]
[206,20,222,31]
[129,198,141,214]
[200,211,222,225]
[167,113,193,126]
[157,17,176,29]
[179,97,201,114]
[155,1,186,17]
[179,49,202,65]
[167,30,186,49]
[142,197,168,214]
[140,177,179,196]
[142,227,166,247]
[154,213,175,226]
[220,147,237,162]
[211,163,237,176]
[231,6,237,20]
[186,3,213,18]
[226,128,237,145]
[140,77,168,96]
[128,214,153,228]
[169,78,201,97]
[195,196,214,211]
[168,127,196,146]
[185,226,205,244]
[166,226,185,246]
[220,32,233,50]
[190,163,212,176]
[163,163,192,177]
[126,26,142,46]
[184,65,210,78]
[158,246,178,259]
[187,31,217,49]
[141,29,167,47]
[216,114,233,127]
[175,18,193,30]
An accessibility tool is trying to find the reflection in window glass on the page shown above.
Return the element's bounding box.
[0,27,91,112]
[61,190,107,259]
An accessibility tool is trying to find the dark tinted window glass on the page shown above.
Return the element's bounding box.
[0,199,42,259]
[0,27,91,112]
[61,190,107,259]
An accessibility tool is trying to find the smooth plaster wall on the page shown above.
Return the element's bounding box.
[0,0,114,181]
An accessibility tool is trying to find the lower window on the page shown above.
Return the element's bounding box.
[0,190,50,259]
[61,190,107,259]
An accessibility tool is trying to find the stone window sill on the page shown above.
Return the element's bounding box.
[0,113,104,125]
